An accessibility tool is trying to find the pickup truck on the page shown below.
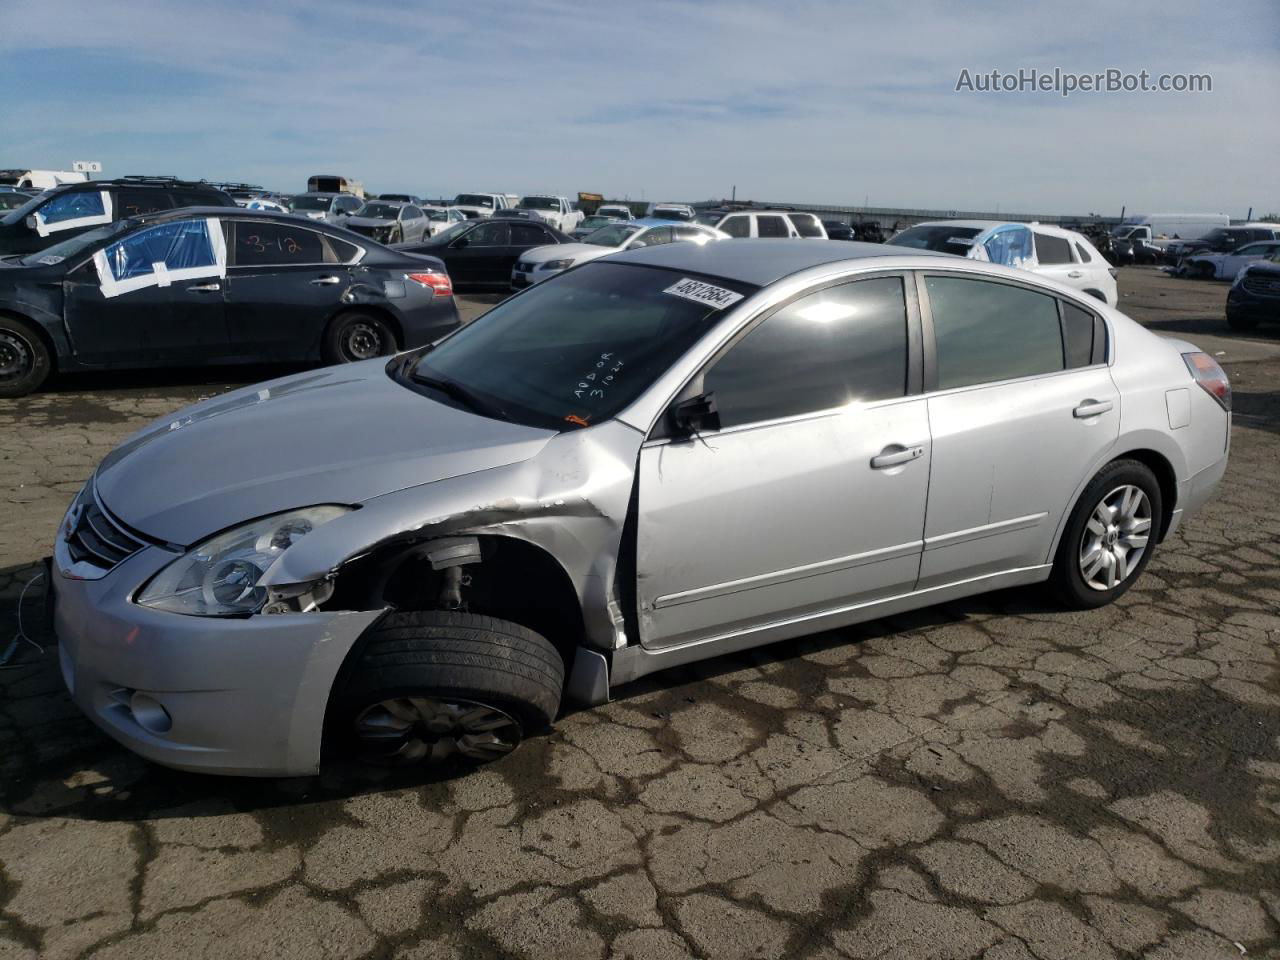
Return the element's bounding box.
[516,195,584,234]
[452,193,518,219]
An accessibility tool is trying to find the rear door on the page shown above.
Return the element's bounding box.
[222,220,360,360]
[755,215,791,239]
[917,273,1118,589]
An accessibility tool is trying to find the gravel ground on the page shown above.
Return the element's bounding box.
[1,270,1278,960]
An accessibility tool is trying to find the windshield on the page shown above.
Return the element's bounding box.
[289,196,332,212]
[19,220,133,265]
[582,223,642,247]
[355,202,401,219]
[578,216,613,229]
[598,207,629,217]
[651,207,693,221]
[520,196,560,211]
[889,224,981,256]
[1,192,50,224]
[0,194,31,211]
[402,262,757,430]
[1111,225,1140,238]
[455,194,495,208]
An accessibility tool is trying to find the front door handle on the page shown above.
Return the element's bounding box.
[870,444,925,469]
[187,282,220,292]
[1074,399,1114,418]
[1067,270,1083,278]
[310,275,342,286]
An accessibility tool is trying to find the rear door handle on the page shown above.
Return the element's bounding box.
[187,282,220,292]
[870,444,925,469]
[1067,270,1083,278]
[310,275,342,286]
[1074,399,1114,418]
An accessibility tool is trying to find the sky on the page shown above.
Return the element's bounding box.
[2,0,1277,217]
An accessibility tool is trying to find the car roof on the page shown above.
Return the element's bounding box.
[131,206,338,226]
[630,217,713,229]
[608,239,950,285]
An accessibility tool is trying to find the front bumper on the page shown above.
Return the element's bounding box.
[53,542,380,776]
[1227,289,1280,322]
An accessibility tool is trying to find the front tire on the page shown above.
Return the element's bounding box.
[322,311,396,364]
[331,611,564,767]
[0,315,52,398]
[1050,460,1162,609]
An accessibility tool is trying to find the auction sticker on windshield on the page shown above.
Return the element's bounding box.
[663,277,744,309]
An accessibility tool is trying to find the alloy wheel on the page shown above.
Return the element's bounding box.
[343,321,383,361]
[353,697,522,764]
[0,329,33,383]
[1078,484,1152,591]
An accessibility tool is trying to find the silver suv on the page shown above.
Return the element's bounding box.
[53,241,1229,776]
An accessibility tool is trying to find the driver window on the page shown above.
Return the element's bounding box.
[463,222,510,246]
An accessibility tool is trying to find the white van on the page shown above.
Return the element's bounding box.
[1111,214,1228,243]
[0,169,89,190]
[715,210,828,239]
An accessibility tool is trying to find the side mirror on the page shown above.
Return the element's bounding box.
[669,392,720,438]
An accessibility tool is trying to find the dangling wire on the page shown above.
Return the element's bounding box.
[1,570,46,670]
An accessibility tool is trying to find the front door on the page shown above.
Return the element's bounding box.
[916,273,1120,589]
[636,275,931,649]
[63,218,229,364]
[447,220,509,287]
[222,220,358,360]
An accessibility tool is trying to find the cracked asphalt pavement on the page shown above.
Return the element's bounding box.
[1,271,1279,959]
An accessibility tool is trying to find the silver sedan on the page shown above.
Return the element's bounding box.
[52,241,1229,775]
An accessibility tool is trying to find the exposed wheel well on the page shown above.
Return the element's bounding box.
[0,309,58,373]
[1112,449,1177,541]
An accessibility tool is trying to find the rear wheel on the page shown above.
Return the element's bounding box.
[331,611,564,766]
[322,311,396,364]
[1050,460,1162,609]
[0,315,52,398]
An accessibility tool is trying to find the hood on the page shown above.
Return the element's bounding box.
[95,361,556,545]
[519,242,609,265]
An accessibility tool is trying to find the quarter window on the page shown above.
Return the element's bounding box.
[1034,232,1074,265]
[926,276,1063,389]
[756,215,788,238]
[1074,242,1093,262]
[706,277,909,428]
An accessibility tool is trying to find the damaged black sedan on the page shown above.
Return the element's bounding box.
[0,207,460,397]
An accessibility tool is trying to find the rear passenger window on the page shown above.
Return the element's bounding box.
[720,216,749,238]
[115,189,172,218]
[1074,242,1093,262]
[926,276,1063,389]
[1034,232,1074,264]
[234,222,330,265]
[756,216,789,238]
[706,277,908,427]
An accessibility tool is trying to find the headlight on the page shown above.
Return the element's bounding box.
[137,506,351,616]
[542,258,574,271]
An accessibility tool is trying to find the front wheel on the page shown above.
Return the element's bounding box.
[1050,460,1162,609]
[330,611,564,767]
[322,311,396,364]
[0,315,52,398]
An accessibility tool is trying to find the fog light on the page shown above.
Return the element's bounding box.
[129,692,172,734]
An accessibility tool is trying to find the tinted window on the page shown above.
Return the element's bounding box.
[171,190,225,208]
[405,206,423,219]
[721,215,749,238]
[1034,232,1074,264]
[756,215,789,238]
[890,224,981,256]
[463,222,509,246]
[791,214,824,238]
[114,189,172,218]
[1074,242,1093,262]
[1061,302,1096,368]
[510,222,551,246]
[233,222,331,265]
[926,276,1063,389]
[328,235,361,263]
[707,277,908,428]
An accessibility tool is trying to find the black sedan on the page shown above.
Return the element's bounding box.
[0,207,460,397]
[395,217,573,292]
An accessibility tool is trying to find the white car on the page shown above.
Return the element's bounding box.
[422,205,469,237]
[596,204,634,221]
[511,218,729,288]
[715,210,828,239]
[890,220,1118,307]
[647,202,697,222]
[515,195,584,234]
[242,198,289,213]
[1181,240,1280,280]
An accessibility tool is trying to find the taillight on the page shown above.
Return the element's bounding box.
[406,272,452,297]
[1183,351,1231,410]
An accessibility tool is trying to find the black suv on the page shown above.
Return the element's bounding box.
[0,176,236,255]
